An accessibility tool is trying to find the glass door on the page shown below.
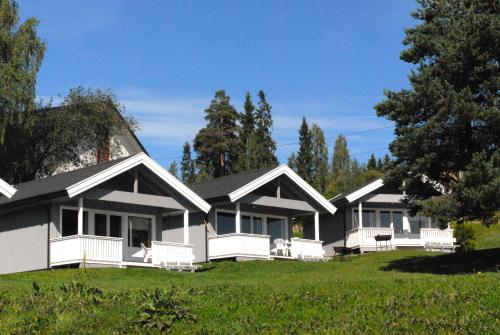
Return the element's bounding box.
[267,217,284,243]
[393,212,404,235]
[126,216,152,261]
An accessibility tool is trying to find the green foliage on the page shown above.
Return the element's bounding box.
[193,90,242,178]
[138,287,196,333]
[1,87,136,184]
[167,161,179,179]
[453,223,476,252]
[0,0,45,144]
[375,0,500,224]
[310,124,329,193]
[296,117,313,183]
[252,90,278,168]
[0,251,499,334]
[180,142,195,183]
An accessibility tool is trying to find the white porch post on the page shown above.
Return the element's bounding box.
[77,197,84,235]
[314,211,320,241]
[235,202,241,234]
[183,209,189,244]
[358,202,363,228]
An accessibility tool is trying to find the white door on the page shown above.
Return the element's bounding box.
[126,216,153,262]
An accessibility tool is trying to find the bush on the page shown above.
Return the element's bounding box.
[454,224,476,252]
[137,286,196,333]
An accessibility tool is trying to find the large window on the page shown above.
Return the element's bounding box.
[353,210,376,227]
[242,216,252,234]
[110,215,122,237]
[61,209,88,237]
[95,213,107,236]
[216,212,236,235]
[408,214,429,234]
[393,212,404,234]
[253,217,263,235]
[129,216,152,248]
[380,211,391,228]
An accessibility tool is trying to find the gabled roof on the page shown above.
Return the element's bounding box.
[188,167,275,200]
[0,153,211,213]
[190,165,337,215]
[0,178,16,198]
[329,178,385,204]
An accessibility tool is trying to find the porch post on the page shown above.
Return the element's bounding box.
[314,211,320,241]
[133,168,139,193]
[183,209,189,244]
[235,202,241,234]
[358,202,363,228]
[77,197,83,235]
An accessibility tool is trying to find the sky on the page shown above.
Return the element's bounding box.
[20,0,417,168]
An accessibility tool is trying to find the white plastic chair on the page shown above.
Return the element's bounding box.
[271,239,290,256]
[140,243,152,262]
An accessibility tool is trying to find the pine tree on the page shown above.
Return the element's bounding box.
[375,0,500,223]
[381,154,391,171]
[193,90,242,178]
[310,124,329,193]
[288,152,298,172]
[167,161,178,179]
[181,142,195,183]
[239,92,256,171]
[367,153,377,170]
[376,158,383,170]
[330,135,350,181]
[296,117,313,183]
[253,90,278,168]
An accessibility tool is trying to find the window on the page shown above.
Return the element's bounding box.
[393,212,404,234]
[253,217,263,234]
[353,209,376,227]
[110,215,122,238]
[408,214,428,234]
[380,211,391,228]
[61,209,88,237]
[95,213,107,236]
[129,216,152,248]
[362,210,376,227]
[216,212,235,235]
[241,216,252,234]
[267,217,284,243]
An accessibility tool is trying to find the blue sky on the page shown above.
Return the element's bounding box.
[20,0,417,168]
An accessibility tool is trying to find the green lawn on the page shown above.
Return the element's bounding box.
[0,247,499,335]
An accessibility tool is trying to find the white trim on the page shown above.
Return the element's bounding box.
[228,164,337,214]
[345,178,384,203]
[0,178,16,198]
[65,153,211,213]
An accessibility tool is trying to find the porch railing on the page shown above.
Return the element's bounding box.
[151,241,194,267]
[50,235,123,267]
[345,228,359,248]
[208,233,271,260]
[421,228,455,244]
[289,238,324,259]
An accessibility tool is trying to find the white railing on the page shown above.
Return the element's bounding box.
[346,228,359,248]
[421,228,455,244]
[208,233,271,260]
[289,238,324,259]
[151,241,194,267]
[50,235,123,267]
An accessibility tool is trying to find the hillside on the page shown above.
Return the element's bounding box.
[0,244,498,334]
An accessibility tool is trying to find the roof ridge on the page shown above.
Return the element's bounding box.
[189,166,277,187]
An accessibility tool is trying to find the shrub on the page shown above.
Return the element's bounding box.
[137,286,196,333]
[454,224,476,252]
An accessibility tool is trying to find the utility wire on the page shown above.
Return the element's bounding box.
[153,125,393,161]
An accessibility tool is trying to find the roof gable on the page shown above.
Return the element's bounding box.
[0,153,211,213]
[0,178,16,198]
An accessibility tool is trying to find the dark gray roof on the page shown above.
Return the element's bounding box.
[189,167,276,200]
[329,177,382,205]
[0,157,130,207]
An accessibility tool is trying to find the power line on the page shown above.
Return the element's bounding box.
[153,125,393,161]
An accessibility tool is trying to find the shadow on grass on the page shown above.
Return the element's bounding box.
[380,248,500,275]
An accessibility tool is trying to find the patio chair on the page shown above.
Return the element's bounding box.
[140,243,152,262]
[333,246,352,262]
[271,239,290,256]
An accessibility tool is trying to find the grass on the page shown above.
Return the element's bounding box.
[469,221,500,249]
[0,247,499,334]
